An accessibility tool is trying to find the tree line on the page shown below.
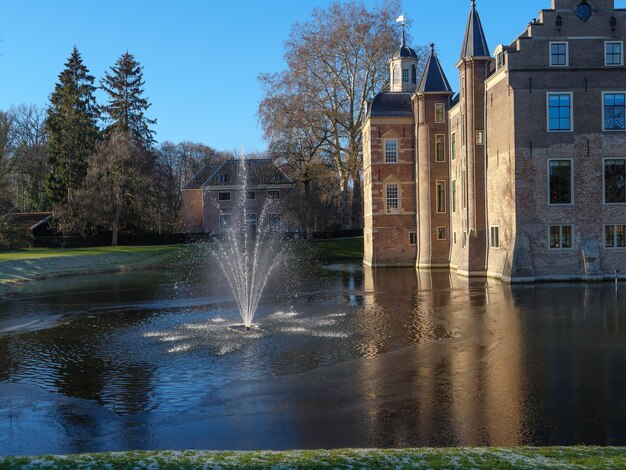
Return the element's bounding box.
[1,48,233,246]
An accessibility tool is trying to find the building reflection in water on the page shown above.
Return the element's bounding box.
[357,267,523,447]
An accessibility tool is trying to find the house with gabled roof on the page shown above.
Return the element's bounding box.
[182,158,297,234]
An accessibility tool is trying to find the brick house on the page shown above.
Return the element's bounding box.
[182,158,297,234]
[364,0,626,282]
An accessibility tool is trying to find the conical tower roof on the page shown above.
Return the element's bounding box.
[417,44,453,94]
[460,0,490,59]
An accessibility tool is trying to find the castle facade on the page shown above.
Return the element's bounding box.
[363,0,626,282]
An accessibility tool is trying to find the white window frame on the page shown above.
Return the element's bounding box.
[602,91,626,132]
[476,130,484,145]
[547,92,574,132]
[402,68,409,83]
[386,183,399,214]
[605,41,624,67]
[603,157,626,205]
[435,103,445,123]
[409,232,417,245]
[548,225,574,250]
[435,134,445,162]
[436,180,446,214]
[604,224,626,248]
[490,226,500,249]
[384,138,398,163]
[549,41,569,67]
[436,226,447,241]
[547,158,574,206]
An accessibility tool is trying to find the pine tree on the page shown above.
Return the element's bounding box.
[100,52,156,148]
[45,47,100,204]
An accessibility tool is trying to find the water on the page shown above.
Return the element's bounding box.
[1,265,626,455]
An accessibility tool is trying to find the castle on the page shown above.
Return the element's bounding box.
[363,0,626,282]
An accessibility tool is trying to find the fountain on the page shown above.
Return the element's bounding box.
[212,156,289,331]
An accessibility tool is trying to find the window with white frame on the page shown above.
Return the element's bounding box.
[451,132,456,160]
[402,69,409,83]
[218,191,231,201]
[490,226,500,248]
[386,184,399,213]
[606,42,623,66]
[604,159,626,204]
[476,130,484,145]
[451,180,457,213]
[268,190,280,200]
[436,181,446,213]
[548,93,573,131]
[219,214,232,232]
[435,135,445,162]
[603,93,625,131]
[409,232,417,245]
[550,42,568,66]
[549,225,573,249]
[549,159,573,205]
[437,227,447,241]
[435,103,445,123]
[605,224,626,248]
[385,139,398,163]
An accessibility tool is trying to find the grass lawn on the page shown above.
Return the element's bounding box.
[1,447,625,469]
[0,245,178,262]
[312,236,363,261]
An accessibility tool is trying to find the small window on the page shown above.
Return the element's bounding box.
[247,191,256,200]
[385,139,398,163]
[402,69,409,83]
[605,42,623,66]
[451,180,457,213]
[451,132,457,160]
[453,232,457,245]
[268,190,280,200]
[461,113,466,145]
[437,227,447,241]
[386,184,399,213]
[435,135,445,162]
[604,159,626,204]
[219,174,229,183]
[218,192,231,201]
[409,232,417,245]
[435,103,445,123]
[411,65,417,84]
[548,93,572,131]
[436,181,446,213]
[490,226,500,248]
[246,213,257,226]
[605,225,626,248]
[269,213,281,230]
[476,130,484,145]
[219,214,231,232]
[496,52,505,70]
[462,169,467,209]
[603,93,625,131]
[550,42,568,66]
[549,160,573,205]
[549,225,573,249]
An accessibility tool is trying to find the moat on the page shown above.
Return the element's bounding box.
[1,263,626,455]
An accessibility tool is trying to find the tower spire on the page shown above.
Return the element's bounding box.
[396,14,407,47]
[460,0,490,59]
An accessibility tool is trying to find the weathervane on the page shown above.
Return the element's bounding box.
[396,14,407,47]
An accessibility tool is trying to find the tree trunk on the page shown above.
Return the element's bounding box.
[111,203,122,246]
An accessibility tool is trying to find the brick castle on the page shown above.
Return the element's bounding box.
[363,0,626,282]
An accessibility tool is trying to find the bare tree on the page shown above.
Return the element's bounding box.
[0,110,15,213]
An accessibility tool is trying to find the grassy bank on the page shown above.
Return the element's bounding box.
[312,236,363,261]
[0,245,184,297]
[1,447,625,469]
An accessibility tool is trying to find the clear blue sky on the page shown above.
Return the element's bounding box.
[2,0,616,153]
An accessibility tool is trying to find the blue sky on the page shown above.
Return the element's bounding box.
[1,0,614,152]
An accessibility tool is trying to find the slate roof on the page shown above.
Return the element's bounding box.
[392,29,419,60]
[460,0,490,59]
[369,92,414,118]
[184,159,292,189]
[417,45,453,94]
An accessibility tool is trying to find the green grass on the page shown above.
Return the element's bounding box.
[1,447,626,469]
[0,245,177,262]
[312,236,363,261]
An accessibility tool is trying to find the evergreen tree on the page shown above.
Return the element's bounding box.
[45,47,100,204]
[100,52,156,148]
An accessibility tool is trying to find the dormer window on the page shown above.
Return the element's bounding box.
[550,42,568,67]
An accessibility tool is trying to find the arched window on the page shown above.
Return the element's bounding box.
[411,64,417,84]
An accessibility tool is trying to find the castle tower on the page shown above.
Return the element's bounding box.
[414,44,454,268]
[452,0,492,276]
[389,17,419,93]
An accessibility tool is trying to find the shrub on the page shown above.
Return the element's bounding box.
[0,219,33,250]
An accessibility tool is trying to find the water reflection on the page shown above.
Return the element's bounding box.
[1,266,626,454]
